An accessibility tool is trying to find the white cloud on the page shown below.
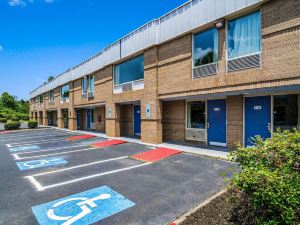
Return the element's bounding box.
[8,0,54,7]
[8,0,27,7]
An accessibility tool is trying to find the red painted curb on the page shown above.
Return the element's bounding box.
[91,139,127,148]
[131,147,182,163]
[67,134,96,140]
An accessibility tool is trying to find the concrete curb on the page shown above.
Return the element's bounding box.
[170,188,228,225]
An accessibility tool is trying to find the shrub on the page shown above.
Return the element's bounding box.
[4,121,20,130]
[27,120,38,129]
[11,117,19,122]
[19,114,30,121]
[229,129,300,225]
[0,118,7,123]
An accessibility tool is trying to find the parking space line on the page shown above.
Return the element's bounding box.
[1,134,72,141]
[0,131,73,139]
[28,163,151,191]
[26,156,128,177]
[12,143,93,156]
[14,147,96,160]
[8,138,69,146]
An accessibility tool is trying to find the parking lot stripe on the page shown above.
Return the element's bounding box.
[12,143,93,156]
[27,176,44,191]
[1,134,71,141]
[26,156,128,177]
[32,162,151,191]
[8,138,69,146]
[14,147,96,160]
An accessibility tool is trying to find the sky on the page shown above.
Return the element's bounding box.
[0,0,187,100]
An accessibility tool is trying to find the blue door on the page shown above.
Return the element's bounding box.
[76,110,81,129]
[134,105,141,136]
[86,109,91,130]
[207,99,227,147]
[245,96,271,146]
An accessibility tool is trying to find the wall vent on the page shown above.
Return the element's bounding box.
[186,129,206,141]
[122,83,133,92]
[227,53,261,72]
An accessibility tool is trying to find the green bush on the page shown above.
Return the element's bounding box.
[0,118,7,123]
[27,120,38,129]
[11,117,19,122]
[19,114,30,121]
[4,121,20,130]
[229,129,300,225]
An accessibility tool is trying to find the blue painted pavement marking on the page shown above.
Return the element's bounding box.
[9,145,40,152]
[32,186,135,225]
[16,157,67,171]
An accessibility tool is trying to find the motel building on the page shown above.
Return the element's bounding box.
[29,0,300,149]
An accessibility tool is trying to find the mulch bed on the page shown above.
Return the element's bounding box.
[180,191,256,225]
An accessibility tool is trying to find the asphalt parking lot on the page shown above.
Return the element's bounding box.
[0,128,235,225]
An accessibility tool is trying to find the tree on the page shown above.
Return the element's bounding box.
[0,92,17,110]
[48,76,54,82]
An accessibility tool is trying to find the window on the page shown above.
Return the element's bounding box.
[273,94,300,131]
[194,28,218,67]
[187,101,206,129]
[39,95,43,103]
[91,109,95,123]
[82,75,95,94]
[49,90,54,102]
[61,84,70,100]
[114,55,144,85]
[227,11,261,59]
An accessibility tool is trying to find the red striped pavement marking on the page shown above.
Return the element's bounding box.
[131,147,182,163]
[0,131,14,134]
[67,134,96,141]
[91,139,127,148]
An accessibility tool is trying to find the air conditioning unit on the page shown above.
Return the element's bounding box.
[82,93,88,99]
[122,83,133,92]
[88,92,94,98]
[186,129,206,141]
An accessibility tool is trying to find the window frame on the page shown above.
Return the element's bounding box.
[192,27,219,69]
[226,10,262,61]
[49,90,54,103]
[81,75,95,95]
[186,100,207,130]
[113,55,144,86]
[60,84,70,102]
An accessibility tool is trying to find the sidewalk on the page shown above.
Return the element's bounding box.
[43,126,229,160]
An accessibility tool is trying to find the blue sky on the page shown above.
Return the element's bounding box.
[0,0,187,100]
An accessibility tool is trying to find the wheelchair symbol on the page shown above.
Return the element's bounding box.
[23,158,60,169]
[47,193,111,225]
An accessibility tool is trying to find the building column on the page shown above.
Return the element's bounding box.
[57,109,64,128]
[105,103,120,137]
[68,107,77,130]
[141,47,163,144]
[227,95,244,148]
[43,109,48,126]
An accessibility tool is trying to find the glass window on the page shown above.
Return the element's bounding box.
[49,90,54,102]
[273,94,300,131]
[114,55,144,85]
[187,101,206,129]
[61,84,70,99]
[82,77,88,94]
[39,95,43,103]
[228,11,261,59]
[89,76,95,92]
[193,28,218,67]
[91,109,95,123]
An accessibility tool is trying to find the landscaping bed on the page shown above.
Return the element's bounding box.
[180,190,255,225]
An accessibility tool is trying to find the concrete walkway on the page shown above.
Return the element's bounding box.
[43,126,229,160]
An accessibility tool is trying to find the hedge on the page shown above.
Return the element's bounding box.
[0,118,7,123]
[11,117,19,122]
[28,120,38,129]
[4,121,21,130]
[229,129,300,225]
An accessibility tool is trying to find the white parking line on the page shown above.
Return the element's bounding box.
[26,156,128,177]
[8,138,69,146]
[0,131,72,139]
[1,134,71,142]
[14,147,96,160]
[12,143,93,156]
[27,163,151,191]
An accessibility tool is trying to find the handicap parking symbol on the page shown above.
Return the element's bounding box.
[9,145,40,152]
[16,157,67,171]
[32,186,135,225]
